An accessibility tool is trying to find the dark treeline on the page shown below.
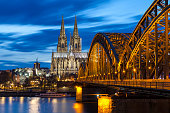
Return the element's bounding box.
[0,71,12,84]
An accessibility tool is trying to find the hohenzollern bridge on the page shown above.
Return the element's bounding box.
[78,0,170,90]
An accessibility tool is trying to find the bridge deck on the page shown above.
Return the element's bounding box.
[80,79,170,91]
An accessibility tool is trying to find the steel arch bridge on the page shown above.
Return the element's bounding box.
[78,0,170,85]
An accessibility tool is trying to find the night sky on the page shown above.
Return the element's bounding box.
[0,0,154,70]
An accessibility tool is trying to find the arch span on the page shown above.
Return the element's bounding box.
[78,0,170,81]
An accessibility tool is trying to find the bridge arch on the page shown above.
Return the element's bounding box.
[78,0,170,81]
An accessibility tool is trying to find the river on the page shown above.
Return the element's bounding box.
[0,97,169,113]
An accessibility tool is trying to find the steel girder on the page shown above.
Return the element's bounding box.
[78,0,170,81]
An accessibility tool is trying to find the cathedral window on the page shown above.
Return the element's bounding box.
[62,43,64,48]
[75,43,77,48]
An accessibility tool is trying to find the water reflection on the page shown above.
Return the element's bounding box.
[0,97,96,113]
[52,99,58,112]
[61,98,66,112]
[73,103,83,113]
[0,97,6,104]
[20,97,24,104]
[0,97,169,113]
[48,98,50,103]
[9,97,13,104]
[52,99,58,103]
[98,96,112,113]
[29,97,40,113]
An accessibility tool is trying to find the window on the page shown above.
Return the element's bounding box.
[62,43,64,48]
[75,43,77,48]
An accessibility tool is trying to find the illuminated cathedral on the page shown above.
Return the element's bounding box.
[51,16,88,80]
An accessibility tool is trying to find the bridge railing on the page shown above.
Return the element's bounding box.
[80,80,170,90]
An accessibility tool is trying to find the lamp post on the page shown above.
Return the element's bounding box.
[133,68,136,80]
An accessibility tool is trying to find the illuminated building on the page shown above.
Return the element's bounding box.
[33,58,40,76]
[51,16,88,80]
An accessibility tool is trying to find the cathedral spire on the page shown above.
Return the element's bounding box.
[60,16,65,37]
[57,16,67,53]
[73,15,78,36]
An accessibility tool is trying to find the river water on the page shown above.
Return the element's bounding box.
[0,97,169,113]
[0,97,97,113]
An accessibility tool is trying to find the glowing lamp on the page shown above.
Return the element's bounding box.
[133,68,136,72]
[148,66,151,70]
[123,70,125,73]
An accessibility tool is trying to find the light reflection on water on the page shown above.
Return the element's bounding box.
[20,97,24,104]
[0,97,97,113]
[0,97,5,104]
[29,97,40,113]
[9,97,13,104]
[73,103,83,113]
[0,97,169,113]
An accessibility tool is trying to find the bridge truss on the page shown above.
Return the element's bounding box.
[78,0,170,81]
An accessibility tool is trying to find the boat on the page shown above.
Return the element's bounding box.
[36,92,71,98]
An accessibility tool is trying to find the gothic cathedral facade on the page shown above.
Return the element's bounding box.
[51,16,88,80]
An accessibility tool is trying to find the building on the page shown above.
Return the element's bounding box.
[33,58,40,76]
[51,16,88,80]
[34,58,40,70]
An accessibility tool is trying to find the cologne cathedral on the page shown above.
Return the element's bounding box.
[51,16,88,79]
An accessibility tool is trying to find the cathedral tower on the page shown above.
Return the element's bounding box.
[57,16,68,53]
[71,16,82,53]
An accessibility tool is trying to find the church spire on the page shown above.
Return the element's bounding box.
[73,15,78,36]
[60,16,65,37]
[57,16,67,53]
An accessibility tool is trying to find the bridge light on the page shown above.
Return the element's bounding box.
[115,71,117,74]
[123,70,125,73]
[133,68,136,72]
[148,66,151,70]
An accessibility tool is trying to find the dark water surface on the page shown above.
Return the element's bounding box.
[112,99,170,113]
[0,97,169,113]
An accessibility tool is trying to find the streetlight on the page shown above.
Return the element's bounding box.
[148,66,151,70]
[123,70,125,73]
[133,68,136,72]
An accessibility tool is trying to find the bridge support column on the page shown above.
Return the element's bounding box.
[76,86,107,102]
[164,12,169,79]
[76,86,82,102]
[155,23,158,79]
[146,33,149,79]
[133,56,136,80]
[139,44,141,79]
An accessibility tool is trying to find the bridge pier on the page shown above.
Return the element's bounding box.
[75,84,114,102]
[76,86,100,102]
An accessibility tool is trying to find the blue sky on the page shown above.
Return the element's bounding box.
[0,0,154,70]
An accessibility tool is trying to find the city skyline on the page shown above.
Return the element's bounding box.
[0,0,153,70]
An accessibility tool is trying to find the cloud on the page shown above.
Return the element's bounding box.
[41,61,51,63]
[4,64,18,67]
[0,24,73,38]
